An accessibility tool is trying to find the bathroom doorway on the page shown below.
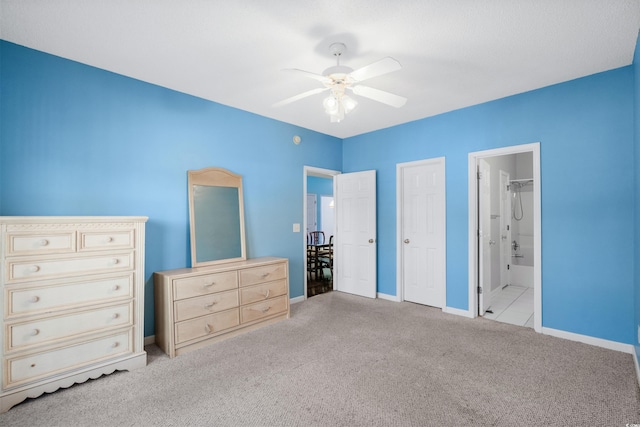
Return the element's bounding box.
[468,143,541,332]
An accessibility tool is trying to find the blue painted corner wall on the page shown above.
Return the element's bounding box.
[1,38,639,348]
[343,65,635,344]
[0,41,342,336]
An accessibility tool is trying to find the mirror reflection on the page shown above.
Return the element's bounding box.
[188,167,246,267]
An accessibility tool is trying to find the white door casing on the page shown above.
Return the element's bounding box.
[303,166,341,300]
[399,158,446,308]
[335,170,377,299]
[478,159,492,314]
[467,143,542,333]
[499,170,511,290]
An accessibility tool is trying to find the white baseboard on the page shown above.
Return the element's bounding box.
[633,346,640,390]
[290,296,305,304]
[377,292,400,302]
[541,327,633,354]
[144,335,155,346]
[443,306,475,318]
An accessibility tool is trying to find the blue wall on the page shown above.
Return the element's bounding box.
[1,40,637,346]
[343,67,635,344]
[0,41,342,336]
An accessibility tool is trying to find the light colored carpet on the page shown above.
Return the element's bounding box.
[1,291,639,426]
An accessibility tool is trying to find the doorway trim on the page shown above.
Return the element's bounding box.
[303,166,341,300]
[467,142,542,332]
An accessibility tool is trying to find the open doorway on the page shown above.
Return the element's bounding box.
[303,166,340,299]
[468,143,541,332]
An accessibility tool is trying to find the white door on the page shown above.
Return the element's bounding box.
[478,159,492,314]
[400,158,446,307]
[306,194,317,233]
[334,170,377,298]
[499,171,511,289]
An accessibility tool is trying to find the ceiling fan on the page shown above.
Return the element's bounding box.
[273,42,407,123]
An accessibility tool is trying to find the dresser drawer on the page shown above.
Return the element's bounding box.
[6,252,134,283]
[6,302,132,352]
[175,309,239,345]
[239,262,287,287]
[5,231,76,257]
[79,230,134,251]
[4,329,132,389]
[240,295,288,324]
[240,279,288,305]
[174,289,239,322]
[5,275,134,317]
[173,271,237,300]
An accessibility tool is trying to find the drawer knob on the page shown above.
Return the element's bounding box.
[264,289,271,299]
[112,285,120,291]
[204,302,217,309]
[40,239,49,246]
[105,236,113,243]
[30,296,40,303]
[111,342,119,348]
[31,329,40,336]
[204,324,213,334]
[110,258,119,265]
[261,273,270,279]
[203,282,215,288]
[29,265,40,273]
[260,306,271,313]
[112,313,120,319]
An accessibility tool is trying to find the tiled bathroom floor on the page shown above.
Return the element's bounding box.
[483,285,534,328]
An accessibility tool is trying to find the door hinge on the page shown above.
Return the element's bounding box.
[507,264,510,270]
[477,171,482,179]
[477,286,483,294]
[507,184,510,191]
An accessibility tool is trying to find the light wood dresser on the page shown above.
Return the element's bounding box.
[0,216,147,413]
[154,257,289,358]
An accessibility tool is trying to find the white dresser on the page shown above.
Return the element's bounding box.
[0,216,147,413]
[154,257,289,358]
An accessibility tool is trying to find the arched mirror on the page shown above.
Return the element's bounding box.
[188,167,246,267]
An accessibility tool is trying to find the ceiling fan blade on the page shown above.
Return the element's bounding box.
[352,85,407,108]
[273,87,328,107]
[349,57,402,82]
[282,68,331,84]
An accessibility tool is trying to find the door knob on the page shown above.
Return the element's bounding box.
[404,239,410,244]
[369,239,375,243]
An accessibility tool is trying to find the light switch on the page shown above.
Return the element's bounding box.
[293,223,301,232]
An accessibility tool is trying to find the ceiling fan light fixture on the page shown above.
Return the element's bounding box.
[323,95,339,114]
[274,42,405,123]
[342,95,358,113]
[323,91,357,123]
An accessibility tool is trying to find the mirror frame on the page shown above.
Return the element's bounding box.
[188,167,247,267]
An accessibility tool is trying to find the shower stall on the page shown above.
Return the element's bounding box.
[510,179,534,288]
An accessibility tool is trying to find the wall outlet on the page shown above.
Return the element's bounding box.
[293,223,300,233]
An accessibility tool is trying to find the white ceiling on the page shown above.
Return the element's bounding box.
[2,1,640,139]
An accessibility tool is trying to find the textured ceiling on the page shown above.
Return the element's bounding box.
[2,0,640,138]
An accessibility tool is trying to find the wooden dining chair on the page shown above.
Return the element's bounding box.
[308,231,325,245]
[318,235,333,280]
